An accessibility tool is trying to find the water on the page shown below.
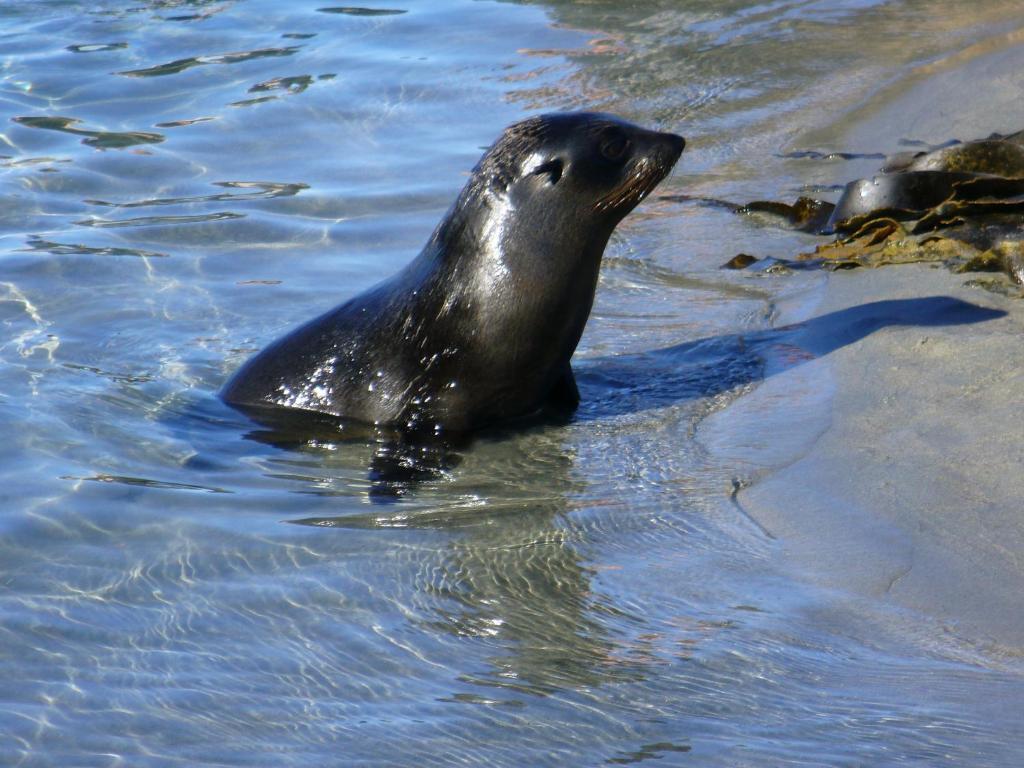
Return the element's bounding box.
[2,1,1023,765]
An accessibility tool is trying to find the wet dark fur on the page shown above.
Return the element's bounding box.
[222,112,684,433]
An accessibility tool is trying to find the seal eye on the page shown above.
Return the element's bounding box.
[532,158,563,185]
[600,133,631,162]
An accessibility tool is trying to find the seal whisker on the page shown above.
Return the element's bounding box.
[595,158,664,212]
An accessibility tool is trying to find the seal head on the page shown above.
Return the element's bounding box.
[222,112,685,432]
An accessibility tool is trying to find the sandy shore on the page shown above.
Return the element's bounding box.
[733,33,1024,653]
[740,265,1023,650]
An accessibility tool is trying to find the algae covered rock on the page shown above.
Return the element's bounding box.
[715,128,1024,293]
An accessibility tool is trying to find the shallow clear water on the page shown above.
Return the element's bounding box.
[2,1,1023,765]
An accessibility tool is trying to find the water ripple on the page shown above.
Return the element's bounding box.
[61,474,231,494]
[74,212,245,228]
[66,43,127,54]
[83,181,308,209]
[1,155,71,168]
[153,116,217,129]
[249,74,315,94]
[116,46,302,78]
[317,7,408,16]
[20,236,168,258]
[11,116,164,150]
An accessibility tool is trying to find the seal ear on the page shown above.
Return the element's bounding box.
[532,158,564,185]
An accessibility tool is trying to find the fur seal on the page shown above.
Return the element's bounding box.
[222,112,685,433]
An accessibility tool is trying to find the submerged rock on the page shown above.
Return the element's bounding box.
[721,253,760,270]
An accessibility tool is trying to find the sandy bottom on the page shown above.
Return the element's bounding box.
[740,265,1023,651]
[727,34,1024,654]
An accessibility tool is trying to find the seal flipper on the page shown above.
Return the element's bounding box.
[544,363,580,414]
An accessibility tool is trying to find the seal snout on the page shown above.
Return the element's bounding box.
[661,132,686,165]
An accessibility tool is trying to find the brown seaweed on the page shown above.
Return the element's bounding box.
[712,127,1024,291]
[904,140,1024,177]
[739,197,835,233]
[722,253,759,270]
